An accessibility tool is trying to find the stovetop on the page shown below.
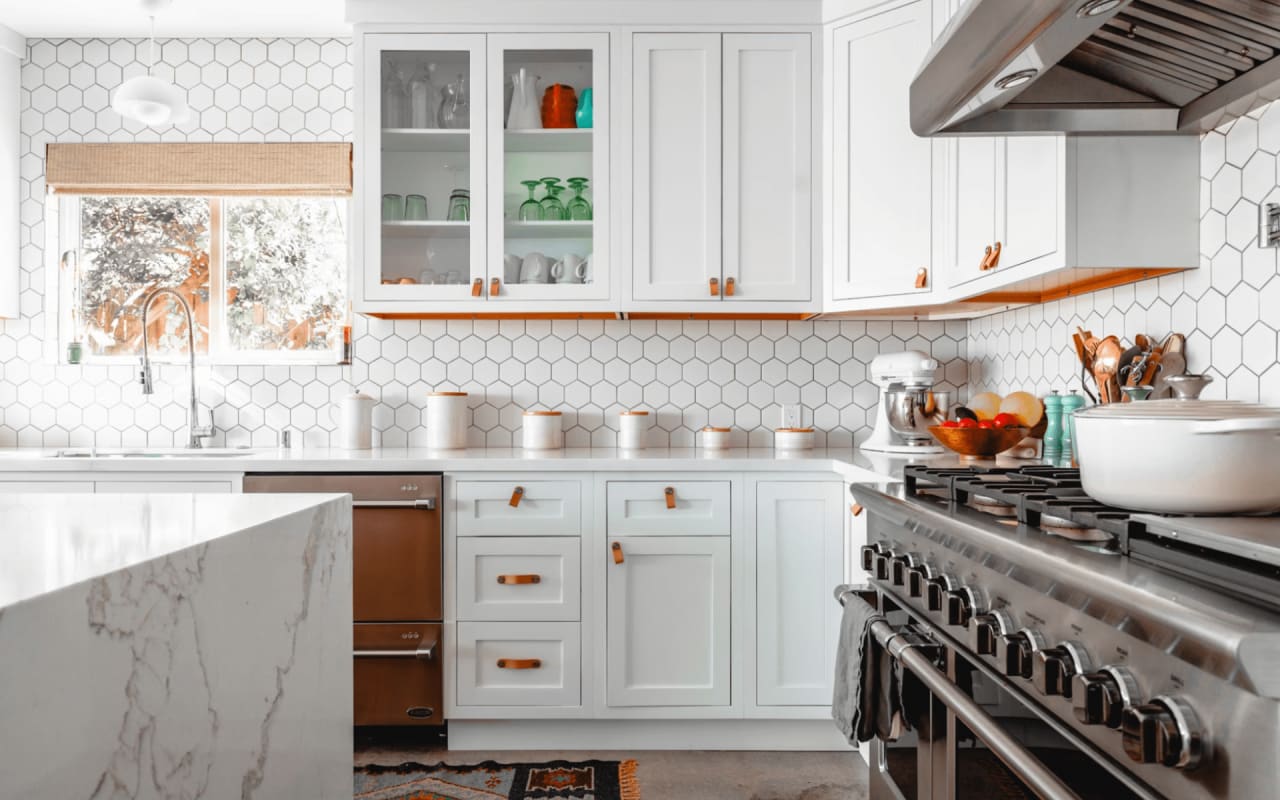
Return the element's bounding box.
[902,464,1280,611]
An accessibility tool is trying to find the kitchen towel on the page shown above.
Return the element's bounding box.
[831,590,884,744]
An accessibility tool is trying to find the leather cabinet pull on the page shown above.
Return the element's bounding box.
[914,268,927,289]
[611,541,624,565]
[989,241,1002,270]
[471,278,483,297]
[979,245,994,271]
[489,277,501,297]
[664,486,676,509]
[496,658,542,669]
[509,486,524,507]
[709,277,720,297]
[496,574,541,585]
[850,503,864,517]
[724,277,736,296]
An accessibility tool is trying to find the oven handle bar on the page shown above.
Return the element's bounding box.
[352,499,437,510]
[836,586,1081,800]
[353,640,438,661]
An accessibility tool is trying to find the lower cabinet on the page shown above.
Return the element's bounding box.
[605,535,732,707]
[457,621,581,707]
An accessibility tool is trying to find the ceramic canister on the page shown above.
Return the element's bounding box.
[774,427,815,450]
[618,410,650,450]
[699,426,732,450]
[426,391,468,449]
[522,410,564,450]
[331,388,375,450]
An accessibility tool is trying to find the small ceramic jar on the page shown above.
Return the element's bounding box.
[618,410,651,450]
[522,410,564,450]
[774,427,815,450]
[426,391,468,449]
[699,426,732,450]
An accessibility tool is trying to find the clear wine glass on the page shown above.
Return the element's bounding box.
[566,177,592,221]
[518,180,544,221]
[540,177,565,221]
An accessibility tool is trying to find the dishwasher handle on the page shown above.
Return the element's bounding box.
[354,639,438,661]
[352,498,437,510]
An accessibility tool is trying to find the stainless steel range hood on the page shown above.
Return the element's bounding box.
[912,0,1280,135]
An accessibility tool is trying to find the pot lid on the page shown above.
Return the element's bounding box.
[1074,399,1280,421]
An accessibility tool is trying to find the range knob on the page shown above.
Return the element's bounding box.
[970,610,1014,656]
[907,563,937,598]
[1121,697,1208,770]
[998,629,1046,679]
[944,586,982,627]
[1073,667,1138,728]
[890,554,919,587]
[925,574,958,612]
[1033,641,1092,698]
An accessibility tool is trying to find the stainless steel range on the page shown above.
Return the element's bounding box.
[842,464,1280,800]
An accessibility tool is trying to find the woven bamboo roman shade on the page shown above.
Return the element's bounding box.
[45,142,352,196]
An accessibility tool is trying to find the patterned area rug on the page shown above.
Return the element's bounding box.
[354,759,640,800]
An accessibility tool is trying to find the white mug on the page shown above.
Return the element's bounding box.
[551,253,587,284]
[520,252,552,284]
[328,389,374,450]
[580,255,593,284]
[503,254,523,284]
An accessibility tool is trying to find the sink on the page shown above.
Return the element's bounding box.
[51,448,260,459]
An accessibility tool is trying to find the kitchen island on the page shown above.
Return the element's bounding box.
[0,492,353,799]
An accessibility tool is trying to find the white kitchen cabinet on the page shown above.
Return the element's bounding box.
[605,480,731,536]
[0,481,93,493]
[95,480,234,493]
[456,536,580,622]
[0,26,19,320]
[606,536,731,707]
[630,32,815,311]
[754,481,844,706]
[457,621,581,707]
[454,479,582,536]
[829,0,939,305]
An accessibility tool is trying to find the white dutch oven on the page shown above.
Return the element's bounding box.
[1073,400,1280,514]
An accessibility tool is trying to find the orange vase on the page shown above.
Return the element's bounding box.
[541,84,579,128]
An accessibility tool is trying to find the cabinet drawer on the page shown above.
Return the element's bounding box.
[606,481,731,535]
[456,621,580,707]
[455,480,581,536]
[457,537,580,621]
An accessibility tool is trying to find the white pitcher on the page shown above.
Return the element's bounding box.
[330,388,375,450]
[507,68,541,129]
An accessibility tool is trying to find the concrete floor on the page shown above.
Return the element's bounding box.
[355,731,870,799]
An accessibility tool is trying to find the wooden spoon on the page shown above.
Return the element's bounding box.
[1093,336,1124,404]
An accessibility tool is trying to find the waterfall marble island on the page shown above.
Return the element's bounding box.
[0,492,354,799]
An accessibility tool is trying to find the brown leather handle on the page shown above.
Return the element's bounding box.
[989,241,1002,270]
[850,503,864,517]
[709,277,720,297]
[611,541,624,565]
[471,278,483,296]
[496,658,542,669]
[496,574,541,585]
[724,277,736,296]
[914,268,927,289]
[509,486,524,507]
[979,244,994,271]
[664,486,676,509]
[489,277,501,297]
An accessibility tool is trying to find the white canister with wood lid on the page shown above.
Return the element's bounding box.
[331,388,375,450]
[522,410,563,450]
[426,390,468,449]
[699,426,732,450]
[618,410,650,449]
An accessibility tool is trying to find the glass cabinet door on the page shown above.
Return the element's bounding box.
[486,33,609,301]
[362,34,487,303]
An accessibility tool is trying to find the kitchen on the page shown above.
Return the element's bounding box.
[0,0,1277,798]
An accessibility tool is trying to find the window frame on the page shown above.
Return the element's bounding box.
[52,193,350,366]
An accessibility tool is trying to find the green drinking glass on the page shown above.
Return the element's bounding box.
[540,177,565,221]
[518,180,544,221]
[566,177,592,221]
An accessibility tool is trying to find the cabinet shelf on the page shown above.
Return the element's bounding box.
[383,220,470,238]
[504,129,593,153]
[382,128,470,152]
[505,221,592,239]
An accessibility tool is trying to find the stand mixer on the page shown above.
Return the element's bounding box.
[862,351,949,454]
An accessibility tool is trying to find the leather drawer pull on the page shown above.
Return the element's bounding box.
[496,658,542,670]
[724,277,736,296]
[509,486,524,507]
[914,268,927,289]
[612,541,624,564]
[664,486,676,509]
[471,278,483,296]
[979,244,993,271]
[850,503,864,517]
[709,277,719,297]
[496,573,541,585]
[489,277,500,297]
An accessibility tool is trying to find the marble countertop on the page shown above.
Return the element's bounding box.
[0,445,963,480]
[0,492,348,612]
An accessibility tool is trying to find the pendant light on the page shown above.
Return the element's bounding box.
[111,0,190,126]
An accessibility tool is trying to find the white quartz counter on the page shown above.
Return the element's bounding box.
[0,492,346,611]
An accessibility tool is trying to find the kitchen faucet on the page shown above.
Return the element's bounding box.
[138,288,215,449]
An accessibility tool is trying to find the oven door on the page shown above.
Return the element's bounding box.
[354,622,443,726]
[868,596,1156,800]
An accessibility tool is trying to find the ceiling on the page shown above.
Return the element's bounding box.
[0,0,349,38]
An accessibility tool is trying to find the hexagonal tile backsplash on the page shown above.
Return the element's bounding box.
[0,37,968,449]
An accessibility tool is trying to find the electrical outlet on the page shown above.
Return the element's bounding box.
[780,403,803,429]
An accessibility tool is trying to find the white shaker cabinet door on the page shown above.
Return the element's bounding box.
[631,33,722,302]
[723,33,812,303]
[999,135,1062,274]
[754,481,844,706]
[831,2,935,302]
[606,536,731,707]
[945,136,1001,288]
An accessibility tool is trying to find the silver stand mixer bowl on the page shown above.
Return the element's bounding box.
[884,386,951,446]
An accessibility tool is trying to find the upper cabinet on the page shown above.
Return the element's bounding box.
[628,32,816,313]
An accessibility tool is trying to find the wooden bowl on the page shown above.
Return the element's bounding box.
[929,426,1028,459]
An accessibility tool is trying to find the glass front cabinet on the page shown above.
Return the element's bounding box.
[355,32,610,314]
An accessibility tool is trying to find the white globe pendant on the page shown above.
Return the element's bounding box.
[112,74,190,126]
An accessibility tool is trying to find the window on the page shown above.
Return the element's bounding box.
[58,195,347,363]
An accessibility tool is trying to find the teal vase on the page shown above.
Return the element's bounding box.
[575,88,593,129]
